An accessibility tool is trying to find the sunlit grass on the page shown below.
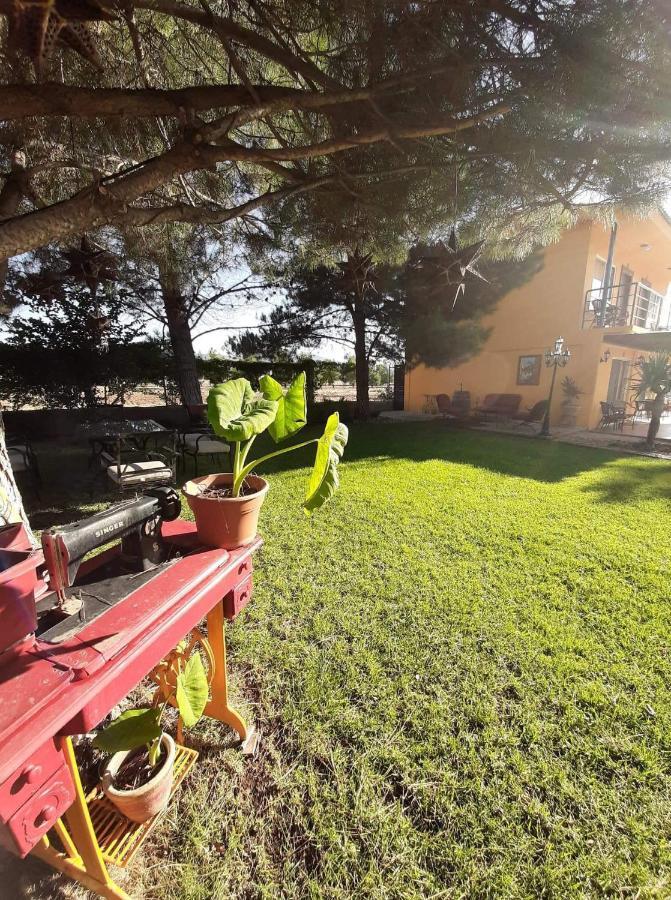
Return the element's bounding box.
[11,425,671,898]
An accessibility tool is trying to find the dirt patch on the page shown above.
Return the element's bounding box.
[199,481,257,499]
[113,744,167,791]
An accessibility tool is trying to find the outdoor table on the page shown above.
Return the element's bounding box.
[77,420,167,468]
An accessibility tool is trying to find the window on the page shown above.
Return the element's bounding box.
[517,355,542,385]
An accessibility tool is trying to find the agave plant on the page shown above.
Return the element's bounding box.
[632,352,671,450]
[560,376,583,400]
[207,372,348,512]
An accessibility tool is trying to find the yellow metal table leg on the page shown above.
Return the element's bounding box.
[202,599,248,741]
[31,736,130,900]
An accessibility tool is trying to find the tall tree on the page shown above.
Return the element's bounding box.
[399,243,544,369]
[0,270,148,408]
[230,248,543,417]
[230,253,402,418]
[122,225,272,406]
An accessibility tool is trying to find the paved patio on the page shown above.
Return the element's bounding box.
[378,411,671,459]
[626,419,671,440]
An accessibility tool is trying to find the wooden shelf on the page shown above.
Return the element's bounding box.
[85,743,198,868]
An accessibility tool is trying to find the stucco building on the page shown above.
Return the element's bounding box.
[404,211,671,430]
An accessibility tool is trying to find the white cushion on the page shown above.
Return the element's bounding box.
[183,433,230,454]
[107,459,172,484]
[9,448,28,472]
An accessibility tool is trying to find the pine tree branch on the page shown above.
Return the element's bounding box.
[0,84,333,121]
[129,0,341,88]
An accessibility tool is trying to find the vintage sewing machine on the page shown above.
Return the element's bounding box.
[0,490,260,900]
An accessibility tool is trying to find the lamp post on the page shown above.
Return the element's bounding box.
[540,336,571,437]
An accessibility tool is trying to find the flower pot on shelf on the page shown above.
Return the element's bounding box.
[101,733,176,824]
[182,473,269,550]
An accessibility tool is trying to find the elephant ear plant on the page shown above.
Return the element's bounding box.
[183,372,348,548]
[93,652,209,823]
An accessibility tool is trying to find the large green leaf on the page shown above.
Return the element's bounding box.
[175,653,209,728]
[207,378,279,442]
[260,372,307,443]
[304,413,348,514]
[93,708,162,753]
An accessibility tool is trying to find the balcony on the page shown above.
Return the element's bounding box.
[583,282,670,331]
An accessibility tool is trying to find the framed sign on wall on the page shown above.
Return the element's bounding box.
[517,354,542,385]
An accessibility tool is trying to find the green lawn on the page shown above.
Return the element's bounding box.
[13,425,671,898]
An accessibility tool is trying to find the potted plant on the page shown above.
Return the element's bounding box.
[632,352,671,450]
[559,376,583,426]
[93,652,209,823]
[183,372,348,549]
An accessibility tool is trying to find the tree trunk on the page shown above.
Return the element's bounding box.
[0,150,28,295]
[160,279,202,407]
[645,393,665,450]
[352,301,370,420]
[0,411,35,542]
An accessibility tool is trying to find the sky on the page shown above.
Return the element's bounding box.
[191,267,349,362]
[193,198,671,362]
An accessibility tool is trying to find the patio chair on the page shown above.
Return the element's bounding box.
[511,399,548,430]
[492,394,522,419]
[435,394,455,418]
[474,394,500,416]
[598,401,626,431]
[103,430,178,494]
[611,400,635,429]
[475,393,522,424]
[633,399,649,421]
[180,430,232,474]
[6,434,41,498]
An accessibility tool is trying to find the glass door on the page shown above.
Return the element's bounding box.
[606,359,632,403]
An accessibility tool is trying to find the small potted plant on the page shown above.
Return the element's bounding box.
[93,653,209,823]
[183,372,348,549]
[559,376,583,426]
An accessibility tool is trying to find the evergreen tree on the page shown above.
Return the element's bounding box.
[230,253,403,418]
[0,254,150,408]
[230,248,543,417]
[116,226,272,406]
[1,1,670,261]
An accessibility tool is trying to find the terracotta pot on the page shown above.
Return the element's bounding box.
[182,473,269,550]
[101,733,175,824]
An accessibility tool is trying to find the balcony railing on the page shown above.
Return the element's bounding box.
[583,282,670,331]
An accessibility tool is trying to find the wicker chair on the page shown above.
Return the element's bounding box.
[6,434,41,497]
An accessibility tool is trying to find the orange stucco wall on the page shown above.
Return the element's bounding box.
[404,212,671,429]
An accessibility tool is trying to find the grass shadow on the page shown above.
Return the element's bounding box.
[252,421,638,485]
[0,848,85,899]
[580,458,671,503]
[22,424,667,532]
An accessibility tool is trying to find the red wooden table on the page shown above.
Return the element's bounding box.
[0,518,260,899]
